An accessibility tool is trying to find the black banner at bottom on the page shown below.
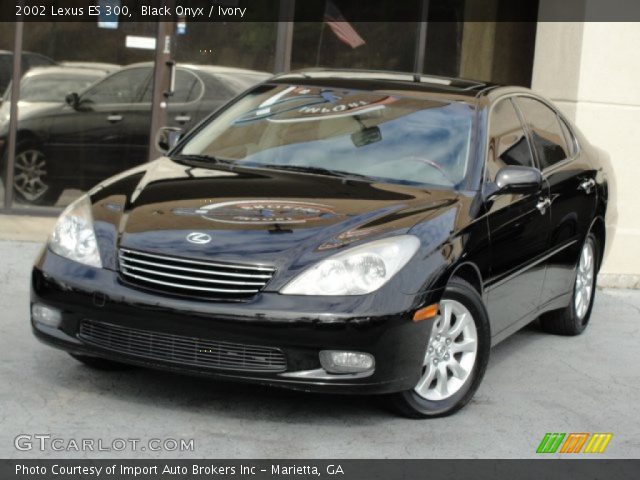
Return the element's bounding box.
[2,459,639,480]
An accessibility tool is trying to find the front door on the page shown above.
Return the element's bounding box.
[46,67,153,190]
[483,98,551,337]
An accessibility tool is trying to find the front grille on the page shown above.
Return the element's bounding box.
[78,319,287,372]
[118,248,275,299]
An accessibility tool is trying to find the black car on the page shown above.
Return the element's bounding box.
[31,70,610,418]
[0,62,269,205]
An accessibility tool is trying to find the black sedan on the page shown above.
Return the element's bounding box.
[0,62,269,205]
[31,70,611,417]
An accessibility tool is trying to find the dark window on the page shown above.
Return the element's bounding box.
[83,67,151,105]
[19,73,101,103]
[171,69,203,103]
[180,85,475,188]
[516,97,569,169]
[558,116,577,158]
[487,98,534,180]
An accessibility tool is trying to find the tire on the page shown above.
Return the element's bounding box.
[539,233,599,336]
[389,277,491,418]
[69,353,135,371]
[10,142,61,206]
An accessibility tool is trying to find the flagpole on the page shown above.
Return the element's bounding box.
[315,21,325,67]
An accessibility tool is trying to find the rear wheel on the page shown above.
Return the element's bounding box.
[70,353,134,371]
[389,278,491,418]
[540,234,598,336]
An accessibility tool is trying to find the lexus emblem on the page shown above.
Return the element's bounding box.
[186,232,212,245]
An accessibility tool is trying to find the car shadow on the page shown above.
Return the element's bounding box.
[35,321,551,423]
[51,357,392,425]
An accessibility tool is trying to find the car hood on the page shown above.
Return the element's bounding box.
[91,158,473,285]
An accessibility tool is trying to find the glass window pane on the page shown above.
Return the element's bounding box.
[516,97,569,170]
[171,69,204,104]
[165,23,276,145]
[9,22,156,209]
[487,98,534,180]
[83,67,151,104]
[558,116,578,158]
[180,85,475,188]
[0,21,15,209]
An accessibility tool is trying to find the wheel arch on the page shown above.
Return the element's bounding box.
[15,129,45,148]
[447,261,484,296]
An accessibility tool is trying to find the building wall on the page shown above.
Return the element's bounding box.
[532,21,640,287]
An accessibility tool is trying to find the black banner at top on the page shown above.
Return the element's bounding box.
[3,0,640,22]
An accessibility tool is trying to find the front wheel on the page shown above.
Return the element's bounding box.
[389,277,491,418]
[12,144,61,205]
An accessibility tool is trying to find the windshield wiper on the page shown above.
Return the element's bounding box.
[172,153,235,166]
[256,164,375,182]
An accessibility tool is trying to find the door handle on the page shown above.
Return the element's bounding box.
[107,114,123,123]
[174,115,191,124]
[536,197,551,215]
[579,178,596,194]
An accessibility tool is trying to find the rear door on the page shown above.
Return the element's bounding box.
[514,96,597,306]
[484,98,551,336]
[165,68,205,131]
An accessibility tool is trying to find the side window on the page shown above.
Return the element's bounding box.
[83,68,151,105]
[171,69,203,103]
[487,98,534,181]
[558,117,578,158]
[515,97,569,170]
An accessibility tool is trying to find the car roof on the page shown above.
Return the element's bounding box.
[270,68,501,99]
[0,50,53,58]
[122,61,270,77]
[22,65,109,78]
[59,61,120,74]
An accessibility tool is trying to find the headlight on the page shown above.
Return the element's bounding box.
[281,235,420,295]
[49,195,102,268]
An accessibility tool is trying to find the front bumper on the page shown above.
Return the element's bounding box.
[31,248,438,395]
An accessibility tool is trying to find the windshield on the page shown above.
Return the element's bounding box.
[178,84,475,188]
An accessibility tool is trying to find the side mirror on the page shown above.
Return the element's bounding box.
[155,126,183,154]
[491,166,542,196]
[65,92,80,109]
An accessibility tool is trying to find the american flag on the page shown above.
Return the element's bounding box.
[324,1,366,49]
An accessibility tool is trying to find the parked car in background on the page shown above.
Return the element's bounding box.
[0,50,56,95]
[31,70,610,418]
[0,62,269,205]
[59,61,120,73]
[0,64,118,124]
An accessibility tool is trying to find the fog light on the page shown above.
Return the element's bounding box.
[32,303,62,327]
[319,350,375,374]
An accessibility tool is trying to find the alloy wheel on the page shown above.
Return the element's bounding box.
[414,299,478,401]
[14,149,49,202]
[575,240,595,321]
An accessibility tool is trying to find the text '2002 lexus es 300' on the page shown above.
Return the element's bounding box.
[31,70,611,417]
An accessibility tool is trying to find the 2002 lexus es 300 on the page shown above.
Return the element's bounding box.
[31,70,611,417]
